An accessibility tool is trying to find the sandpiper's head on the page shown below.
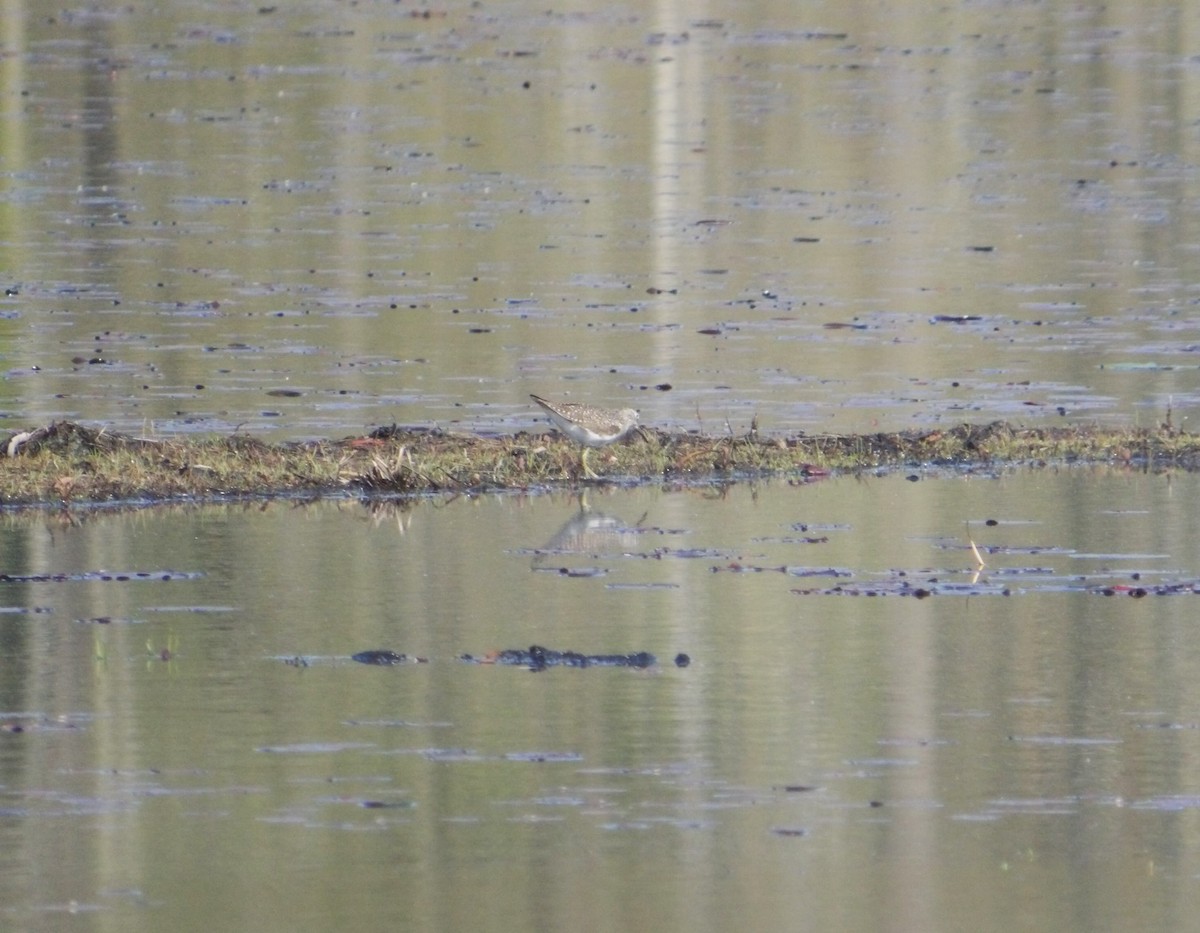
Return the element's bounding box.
[605,408,639,442]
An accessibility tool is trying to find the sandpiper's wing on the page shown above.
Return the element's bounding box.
[531,394,590,423]
[530,394,636,443]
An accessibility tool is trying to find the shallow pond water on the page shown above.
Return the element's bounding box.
[2,469,1200,930]
[5,0,1200,928]
[3,0,1200,440]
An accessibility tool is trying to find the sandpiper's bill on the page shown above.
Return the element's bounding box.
[530,394,641,479]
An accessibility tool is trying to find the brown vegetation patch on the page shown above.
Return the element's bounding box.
[0,419,1197,508]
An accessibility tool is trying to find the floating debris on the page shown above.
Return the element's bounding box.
[351,650,425,666]
[349,646,677,670]
[930,314,984,324]
[788,575,1200,598]
[541,566,609,578]
[714,563,851,577]
[0,570,201,583]
[460,645,658,671]
[74,616,142,625]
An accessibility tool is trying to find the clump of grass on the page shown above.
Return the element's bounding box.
[0,419,1197,509]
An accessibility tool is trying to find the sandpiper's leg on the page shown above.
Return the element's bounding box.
[580,447,599,480]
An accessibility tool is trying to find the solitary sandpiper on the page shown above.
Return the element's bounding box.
[530,394,641,479]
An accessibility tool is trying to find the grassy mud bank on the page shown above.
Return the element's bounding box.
[0,419,1196,508]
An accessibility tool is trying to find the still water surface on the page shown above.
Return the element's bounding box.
[5,0,1200,929]
[2,469,1200,930]
[2,0,1200,439]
